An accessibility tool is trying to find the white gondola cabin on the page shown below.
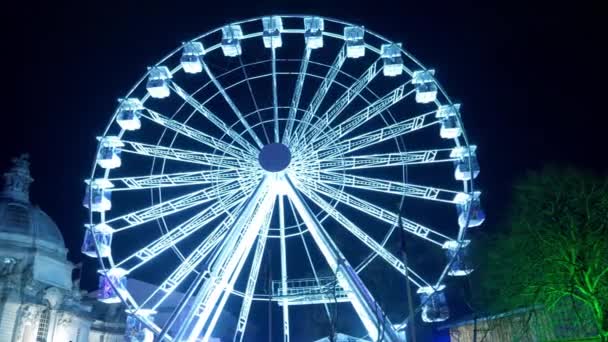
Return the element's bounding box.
[96,136,124,170]
[263,16,283,48]
[456,191,485,229]
[412,69,437,103]
[116,98,143,131]
[417,285,449,323]
[450,145,480,181]
[344,26,365,58]
[304,17,324,49]
[443,240,473,276]
[81,223,114,258]
[381,43,403,77]
[83,179,113,212]
[146,66,172,99]
[180,42,205,74]
[125,310,155,342]
[97,268,128,304]
[436,104,462,139]
[221,24,243,57]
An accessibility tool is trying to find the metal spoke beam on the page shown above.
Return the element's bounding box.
[238,55,271,144]
[105,169,252,191]
[200,61,265,148]
[298,148,456,172]
[105,179,256,232]
[142,108,254,160]
[115,189,249,273]
[143,199,247,310]
[282,175,401,342]
[313,111,439,160]
[310,170,463,204]
[119,140,255,170]
[295,182,429,287]
[300,84,414,154]
[295,58,382,148]
[290,45,347,145]
[169,81,261,153]
[282,48,311,146]
[292,176,453,247]
[272,46,280,143]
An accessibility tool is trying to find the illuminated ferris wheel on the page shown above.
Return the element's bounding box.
[82,15,484,342]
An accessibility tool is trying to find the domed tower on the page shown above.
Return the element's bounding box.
[0,154,72,289]
[0,155,91,342]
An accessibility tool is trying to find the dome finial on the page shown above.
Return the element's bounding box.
[1,154,34,203]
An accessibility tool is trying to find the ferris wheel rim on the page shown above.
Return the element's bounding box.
[83,14,481,340]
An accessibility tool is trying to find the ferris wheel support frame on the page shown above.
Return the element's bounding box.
[178,177,275,341]
[278,195,290,342]
[282,175,401,342]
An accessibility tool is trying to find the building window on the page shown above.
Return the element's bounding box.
[36,308,50,342]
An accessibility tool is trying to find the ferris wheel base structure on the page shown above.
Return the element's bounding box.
[82,14,484,342]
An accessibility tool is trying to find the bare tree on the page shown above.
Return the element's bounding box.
[474,166,607,340]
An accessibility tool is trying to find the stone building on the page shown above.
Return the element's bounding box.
[0,155,124,342]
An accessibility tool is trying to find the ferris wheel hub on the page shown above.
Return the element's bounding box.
[258,143,291,172]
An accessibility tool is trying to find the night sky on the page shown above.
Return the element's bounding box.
[2,0,606,339]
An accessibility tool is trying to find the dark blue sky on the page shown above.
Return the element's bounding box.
[1,0,606,339]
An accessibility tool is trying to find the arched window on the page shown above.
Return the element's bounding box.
[35,307,50,342]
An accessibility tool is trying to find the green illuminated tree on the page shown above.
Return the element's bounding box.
[474,167,608,340]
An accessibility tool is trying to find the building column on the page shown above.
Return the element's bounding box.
[13,304,41,342]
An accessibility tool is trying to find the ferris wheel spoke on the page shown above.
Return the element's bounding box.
[114,188,250,274]
[298,83,414,155]
[282,47,311,145]
[185,181,276,341]
[118,140,256,171]
[141,108,255,160]
[313,110,440,160]
[233,195,274,342]
[104,169,250,191]
[294,183,428,287]
[271,46,280,143]
[290,45,347,145]
[199,61,265,148]
[312,170,463,204]
[105,179,256,232]
[294,57,382,148]
[291,176,453,246]
[141,199,248,310]
[238,55,271,144]
[308,148,456,171]
[169,81,261,154]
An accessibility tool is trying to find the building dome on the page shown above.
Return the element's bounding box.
[0,200,65,246]
[0,154,65,248]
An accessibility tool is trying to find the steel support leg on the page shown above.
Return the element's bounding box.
[172,178,271,341]
[283,175,401,342]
